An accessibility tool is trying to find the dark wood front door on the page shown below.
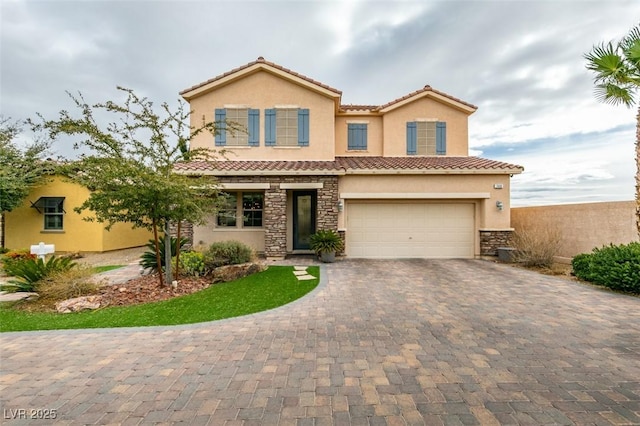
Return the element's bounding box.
[293,191,316,250]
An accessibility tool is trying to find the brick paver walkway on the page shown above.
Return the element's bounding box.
[1,259,639,425]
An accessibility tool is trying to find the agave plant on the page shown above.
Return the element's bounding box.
[2,256,77,292]
[139,235,189,273]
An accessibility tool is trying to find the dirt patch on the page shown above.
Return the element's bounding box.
[73,247,147,267]
[99,274,212,307]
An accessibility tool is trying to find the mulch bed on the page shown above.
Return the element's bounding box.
[99,274,212,307]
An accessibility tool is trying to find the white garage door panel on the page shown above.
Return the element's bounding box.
[346,203,474,258]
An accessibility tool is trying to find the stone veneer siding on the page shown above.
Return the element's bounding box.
[479,230,513,256]
[168,221,194,250]
[217,175,339,258]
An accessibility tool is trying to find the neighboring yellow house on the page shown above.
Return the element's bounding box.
[4,176,152,253]
[176,57,524,259]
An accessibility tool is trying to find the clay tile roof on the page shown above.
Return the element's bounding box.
[378,85,478,111]
[174,156,523,175]
[174,160,343,174]
[335,156,522,171]
[180,57,342,96]
[340,104,380,111]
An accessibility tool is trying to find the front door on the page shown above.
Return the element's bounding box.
[293,191,316,250]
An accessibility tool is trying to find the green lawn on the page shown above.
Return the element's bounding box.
[0,266,319,332]
[93,265,124,273]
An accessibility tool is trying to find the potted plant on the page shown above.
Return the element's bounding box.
[309,229,344,263]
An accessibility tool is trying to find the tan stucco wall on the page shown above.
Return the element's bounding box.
[337,174,513,230]
[192,221,265,253]
[511,201,639,259]
[189,70,336,161]
[335,115,383,156]
[4,177,151,252]
[381,97,470,156]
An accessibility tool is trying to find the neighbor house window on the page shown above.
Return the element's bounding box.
[31,197,65,230]
[216,192,264,228]
[214,108,259,147]
[265,108,309,147]
[347,123,368,150]
[406,121,446,155]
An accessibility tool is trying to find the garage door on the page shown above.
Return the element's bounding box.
[346,203,475,258]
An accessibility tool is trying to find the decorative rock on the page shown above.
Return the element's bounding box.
[56,295,102,314]
[212,262,266,283]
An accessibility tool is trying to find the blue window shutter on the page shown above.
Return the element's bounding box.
[406,122,417,155]
[265,109,276,146]
[348,124,367,150]
[436,121,446,155]
[298,108,309,146]
[215,109,226,146]
[248,109,260,146]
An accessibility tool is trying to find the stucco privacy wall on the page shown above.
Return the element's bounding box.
[511,201,639,259]
[4,177,152,252]
[188,71,337,161]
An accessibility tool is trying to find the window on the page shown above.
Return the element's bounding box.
[265,108,309,146]
[214,108,259,147]
[406,121,446,155]
[347,123,368,150]
[216,192,263,228]
[242,192,263,227]
[30,197,65,230]
[216,193,237,227]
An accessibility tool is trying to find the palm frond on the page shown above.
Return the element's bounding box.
[593,83,635,107]
[585,42,629,82]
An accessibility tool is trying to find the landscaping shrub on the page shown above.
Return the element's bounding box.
[36,266,99,303]
[203,240,253,269]
[2,256,77,292]
[512,221,562,268]
[572,242,640,294]
[140,235,189,272]
[1,249,37,275]
[178,251,207,277]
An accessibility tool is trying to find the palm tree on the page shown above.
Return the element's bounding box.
[585,23,640,236]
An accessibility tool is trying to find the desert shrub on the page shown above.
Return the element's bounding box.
[179,251,207,277]
[1,249,37,275]
[0,247,9,255]
[36,266,99,302]
[511,221,562,268]
[203,240,253,269]
[1,256,77,292]
[572,242,640,294]
[140,236,189,272]
[571,253,594,281]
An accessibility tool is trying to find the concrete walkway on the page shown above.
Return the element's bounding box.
[1,259,639,425]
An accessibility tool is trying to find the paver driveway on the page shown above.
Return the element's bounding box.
[1,259,640,425]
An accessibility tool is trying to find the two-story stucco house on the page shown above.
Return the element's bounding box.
[175,57,523,260]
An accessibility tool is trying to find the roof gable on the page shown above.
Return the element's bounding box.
[180,57,343,102]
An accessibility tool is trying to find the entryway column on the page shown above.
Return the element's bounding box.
[264,185,287,259]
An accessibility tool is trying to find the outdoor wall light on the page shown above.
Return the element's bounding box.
[496,201,504,211]
[338,199,344,212]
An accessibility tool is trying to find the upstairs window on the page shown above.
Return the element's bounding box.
[406,121,446,155]
[215,108,259,147]
[31,197,65,230]
[347,123,368,150]
[265,108,309,147]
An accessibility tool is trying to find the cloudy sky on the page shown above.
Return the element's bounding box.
[1,0,638,206]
